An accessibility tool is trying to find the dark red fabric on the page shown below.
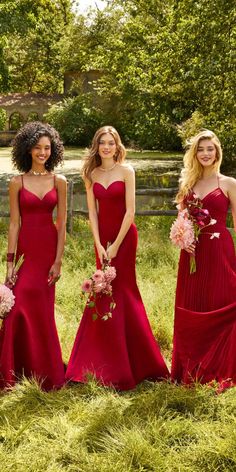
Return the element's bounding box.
[66,181,169,390]
[171,188,236,387]
[0,187,65,390]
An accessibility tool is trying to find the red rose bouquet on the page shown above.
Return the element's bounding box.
[170,193,219,273]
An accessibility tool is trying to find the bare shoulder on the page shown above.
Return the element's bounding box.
[84,176,93,190]
[55,174,67,190]
[119,163,135,178]
[9,175,22,190]
[220,174,236,192]
[55,173,67,183]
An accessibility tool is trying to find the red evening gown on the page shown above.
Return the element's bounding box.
[66,181,169,390]
[171,186,236,388]
[0,178,65,391]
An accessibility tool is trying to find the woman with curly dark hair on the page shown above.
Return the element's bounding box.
[0,121,67,391]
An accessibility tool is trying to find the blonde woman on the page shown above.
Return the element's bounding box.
[66,126,168,390]
[171,130,236,390]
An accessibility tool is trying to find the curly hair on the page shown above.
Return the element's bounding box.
[12,121,64,172]
[82,126,126,183]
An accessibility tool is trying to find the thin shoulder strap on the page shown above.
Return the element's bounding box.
[217,174,220,189]
[54,173,56,188]
[21,174,24,188]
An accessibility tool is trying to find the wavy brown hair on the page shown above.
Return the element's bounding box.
[82,126,126,183]
[176,130,222,203]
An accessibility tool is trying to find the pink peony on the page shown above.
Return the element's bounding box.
[81,279,93,293]
[92,270,104,283]
[170,212,195,249]
[0,284,15,317]
[105,283,112,294]
[104,266,116,283]
[93,280,107,293]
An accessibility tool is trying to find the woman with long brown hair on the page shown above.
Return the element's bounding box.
[66,126,168,390]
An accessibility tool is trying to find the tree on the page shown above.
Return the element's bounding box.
[62,0,235,154]
[0,0,74,93]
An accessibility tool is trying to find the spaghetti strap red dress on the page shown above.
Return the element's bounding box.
[0,176,65,390]
[171,184,236,389]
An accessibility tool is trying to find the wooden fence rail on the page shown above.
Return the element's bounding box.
[66,181,178,233]
[0,180,178,234]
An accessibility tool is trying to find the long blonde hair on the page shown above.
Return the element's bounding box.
[176,130,223,203]
[82,126,126,183]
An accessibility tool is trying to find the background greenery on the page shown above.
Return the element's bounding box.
[0,0,235,161]
[0,216,236,471]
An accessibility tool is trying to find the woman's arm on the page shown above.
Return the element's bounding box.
[6,177,21,285]
[85,178,108,265]
[107,165,135,260]
[227,177,236,232]
[48,175,67,285]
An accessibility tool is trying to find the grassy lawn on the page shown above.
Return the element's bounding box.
[0,216,236,471]
[0,146,183,161]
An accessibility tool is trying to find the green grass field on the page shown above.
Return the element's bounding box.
[0,217,236,472]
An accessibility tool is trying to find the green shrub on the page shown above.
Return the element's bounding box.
[177,111,236,166]
[44,95,104,146]
[0,107,7,131]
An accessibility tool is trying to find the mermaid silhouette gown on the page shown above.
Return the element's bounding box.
[171,185,236,388]
[0,177,65,390]
[66,181,169,390]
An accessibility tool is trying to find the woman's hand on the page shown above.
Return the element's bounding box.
[106,242,119,261]
[96,244,108,265]
[48,261,62,286]
[5,264,17,288]
[184,243,196,254]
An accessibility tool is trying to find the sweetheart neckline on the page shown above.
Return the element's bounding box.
[21,187,56,201]
[93,180,125,191]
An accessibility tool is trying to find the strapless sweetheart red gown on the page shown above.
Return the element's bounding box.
[0,185,65,390]
[66,181,169,390]
[171,188,236,388]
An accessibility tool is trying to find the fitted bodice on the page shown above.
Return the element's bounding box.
[93,181,127,241]
[196,188,230,231]
[19,187,57,226]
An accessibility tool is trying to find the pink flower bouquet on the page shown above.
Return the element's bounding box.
[82,263,117,321]
[170,193,219,273]
[0,284,15,322]
[0,254,24,327]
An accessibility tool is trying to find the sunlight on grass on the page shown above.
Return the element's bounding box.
[0,217,236,471]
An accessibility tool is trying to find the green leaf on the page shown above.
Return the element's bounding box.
[87,301,95,308]
[92,313,98,321]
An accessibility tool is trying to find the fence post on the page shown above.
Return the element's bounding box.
[67,180,74,234]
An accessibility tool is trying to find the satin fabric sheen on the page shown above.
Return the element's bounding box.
[66,181,169,390]
[0,186,65,390]
[171,188,236,388]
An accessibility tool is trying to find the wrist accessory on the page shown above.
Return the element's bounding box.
[6,253,14,262]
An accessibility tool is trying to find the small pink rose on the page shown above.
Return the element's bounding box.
[82,279,92,293]
[104,266,116,283]
[93,281,106,293]
[92,270,104,283]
